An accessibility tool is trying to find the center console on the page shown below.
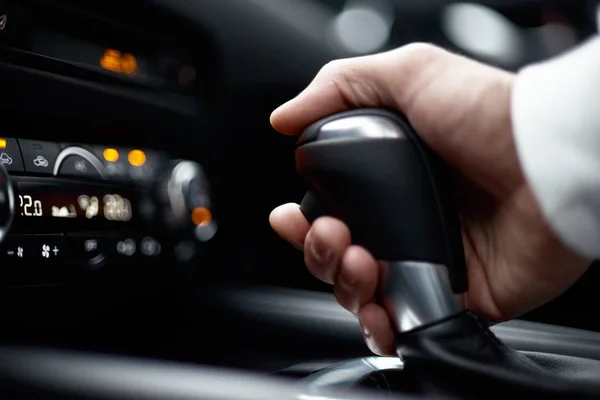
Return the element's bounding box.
[0,137,215,287]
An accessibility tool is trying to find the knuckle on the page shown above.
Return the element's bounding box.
[319,59,362,83]
[400,42,442,58]
[391,42,445,72]
[320,58,346,74]
[318,59,355,87]
[319,58,381,106]
[333,284,357,314]
[383,42,447,109]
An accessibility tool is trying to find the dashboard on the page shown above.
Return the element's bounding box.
[0,0,598,382]
[0,136,217,288]
[0,0,230,362]
[0,0,222,283]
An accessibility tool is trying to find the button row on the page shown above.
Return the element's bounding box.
[0,138,165,183]
[1,233,163,272]
[69,233,163,270]
[0,138,59,174]
[3,234,69,265]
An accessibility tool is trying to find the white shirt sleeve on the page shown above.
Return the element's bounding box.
[512,35,600,260]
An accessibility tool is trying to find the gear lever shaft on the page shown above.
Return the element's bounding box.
[295,109,467,334]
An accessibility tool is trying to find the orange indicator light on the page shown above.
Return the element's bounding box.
[128,150,146,167]
[103,148,119,162]
[100,49,138,76]
[0,139,6,149]
[191,207,212,226]
[120,53,138,75]
[100,49,122,73]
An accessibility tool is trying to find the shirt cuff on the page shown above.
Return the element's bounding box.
[511,36,600,260]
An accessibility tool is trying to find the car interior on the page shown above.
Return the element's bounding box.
[0,0,600,398]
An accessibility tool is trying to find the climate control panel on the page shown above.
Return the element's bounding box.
[0,137,215,286]
[0,138,163,182]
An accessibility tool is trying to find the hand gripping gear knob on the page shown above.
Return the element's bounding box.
[295,109,468,334]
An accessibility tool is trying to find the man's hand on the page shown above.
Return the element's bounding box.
[269,43,590,355]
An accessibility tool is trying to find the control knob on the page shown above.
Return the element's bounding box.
[0,163,14,244]
[156,160,215,241]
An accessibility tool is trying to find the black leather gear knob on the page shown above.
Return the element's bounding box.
[295,109,467,333]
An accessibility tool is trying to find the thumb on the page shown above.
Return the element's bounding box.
[270,43,442,136]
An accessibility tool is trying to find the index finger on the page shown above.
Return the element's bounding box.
[269,203,310,249]
[269,43,442,136]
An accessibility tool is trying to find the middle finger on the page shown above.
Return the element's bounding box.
[304,217,351,284]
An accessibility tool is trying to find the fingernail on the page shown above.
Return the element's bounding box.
[361,324,376,354]
[272,96,297,117]
[362,324,371,338]
[272,86,313,116]
[309,239,332,265]
[270,104,285,118]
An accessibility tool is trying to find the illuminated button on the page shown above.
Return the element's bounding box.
[100,49,138,76]
[0,137,24,172]
[18,139,60,175]
[93,145,129,181]
[121,53,138,76]
[112,235,162,267]
[100,49,122,73]
[93,147,164,183]
[58,155,102,179]
[116,237,136,257]
[67,233,112,270]
[0,139,6,149]
[32,234,70,267]
[128,150,146,167]
[0,235,36,279]
[103,148,119,163]
[140,237,161,257]
[2,235,33,263]
[191,207,212,226]
[128,150,165,182]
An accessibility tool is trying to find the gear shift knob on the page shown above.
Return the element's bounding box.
[295,109,467,334]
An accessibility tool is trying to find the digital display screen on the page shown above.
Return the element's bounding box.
[17,182,133,222]
[30,29,161,83]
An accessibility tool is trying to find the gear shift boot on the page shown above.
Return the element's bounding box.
[396,311,600,398]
